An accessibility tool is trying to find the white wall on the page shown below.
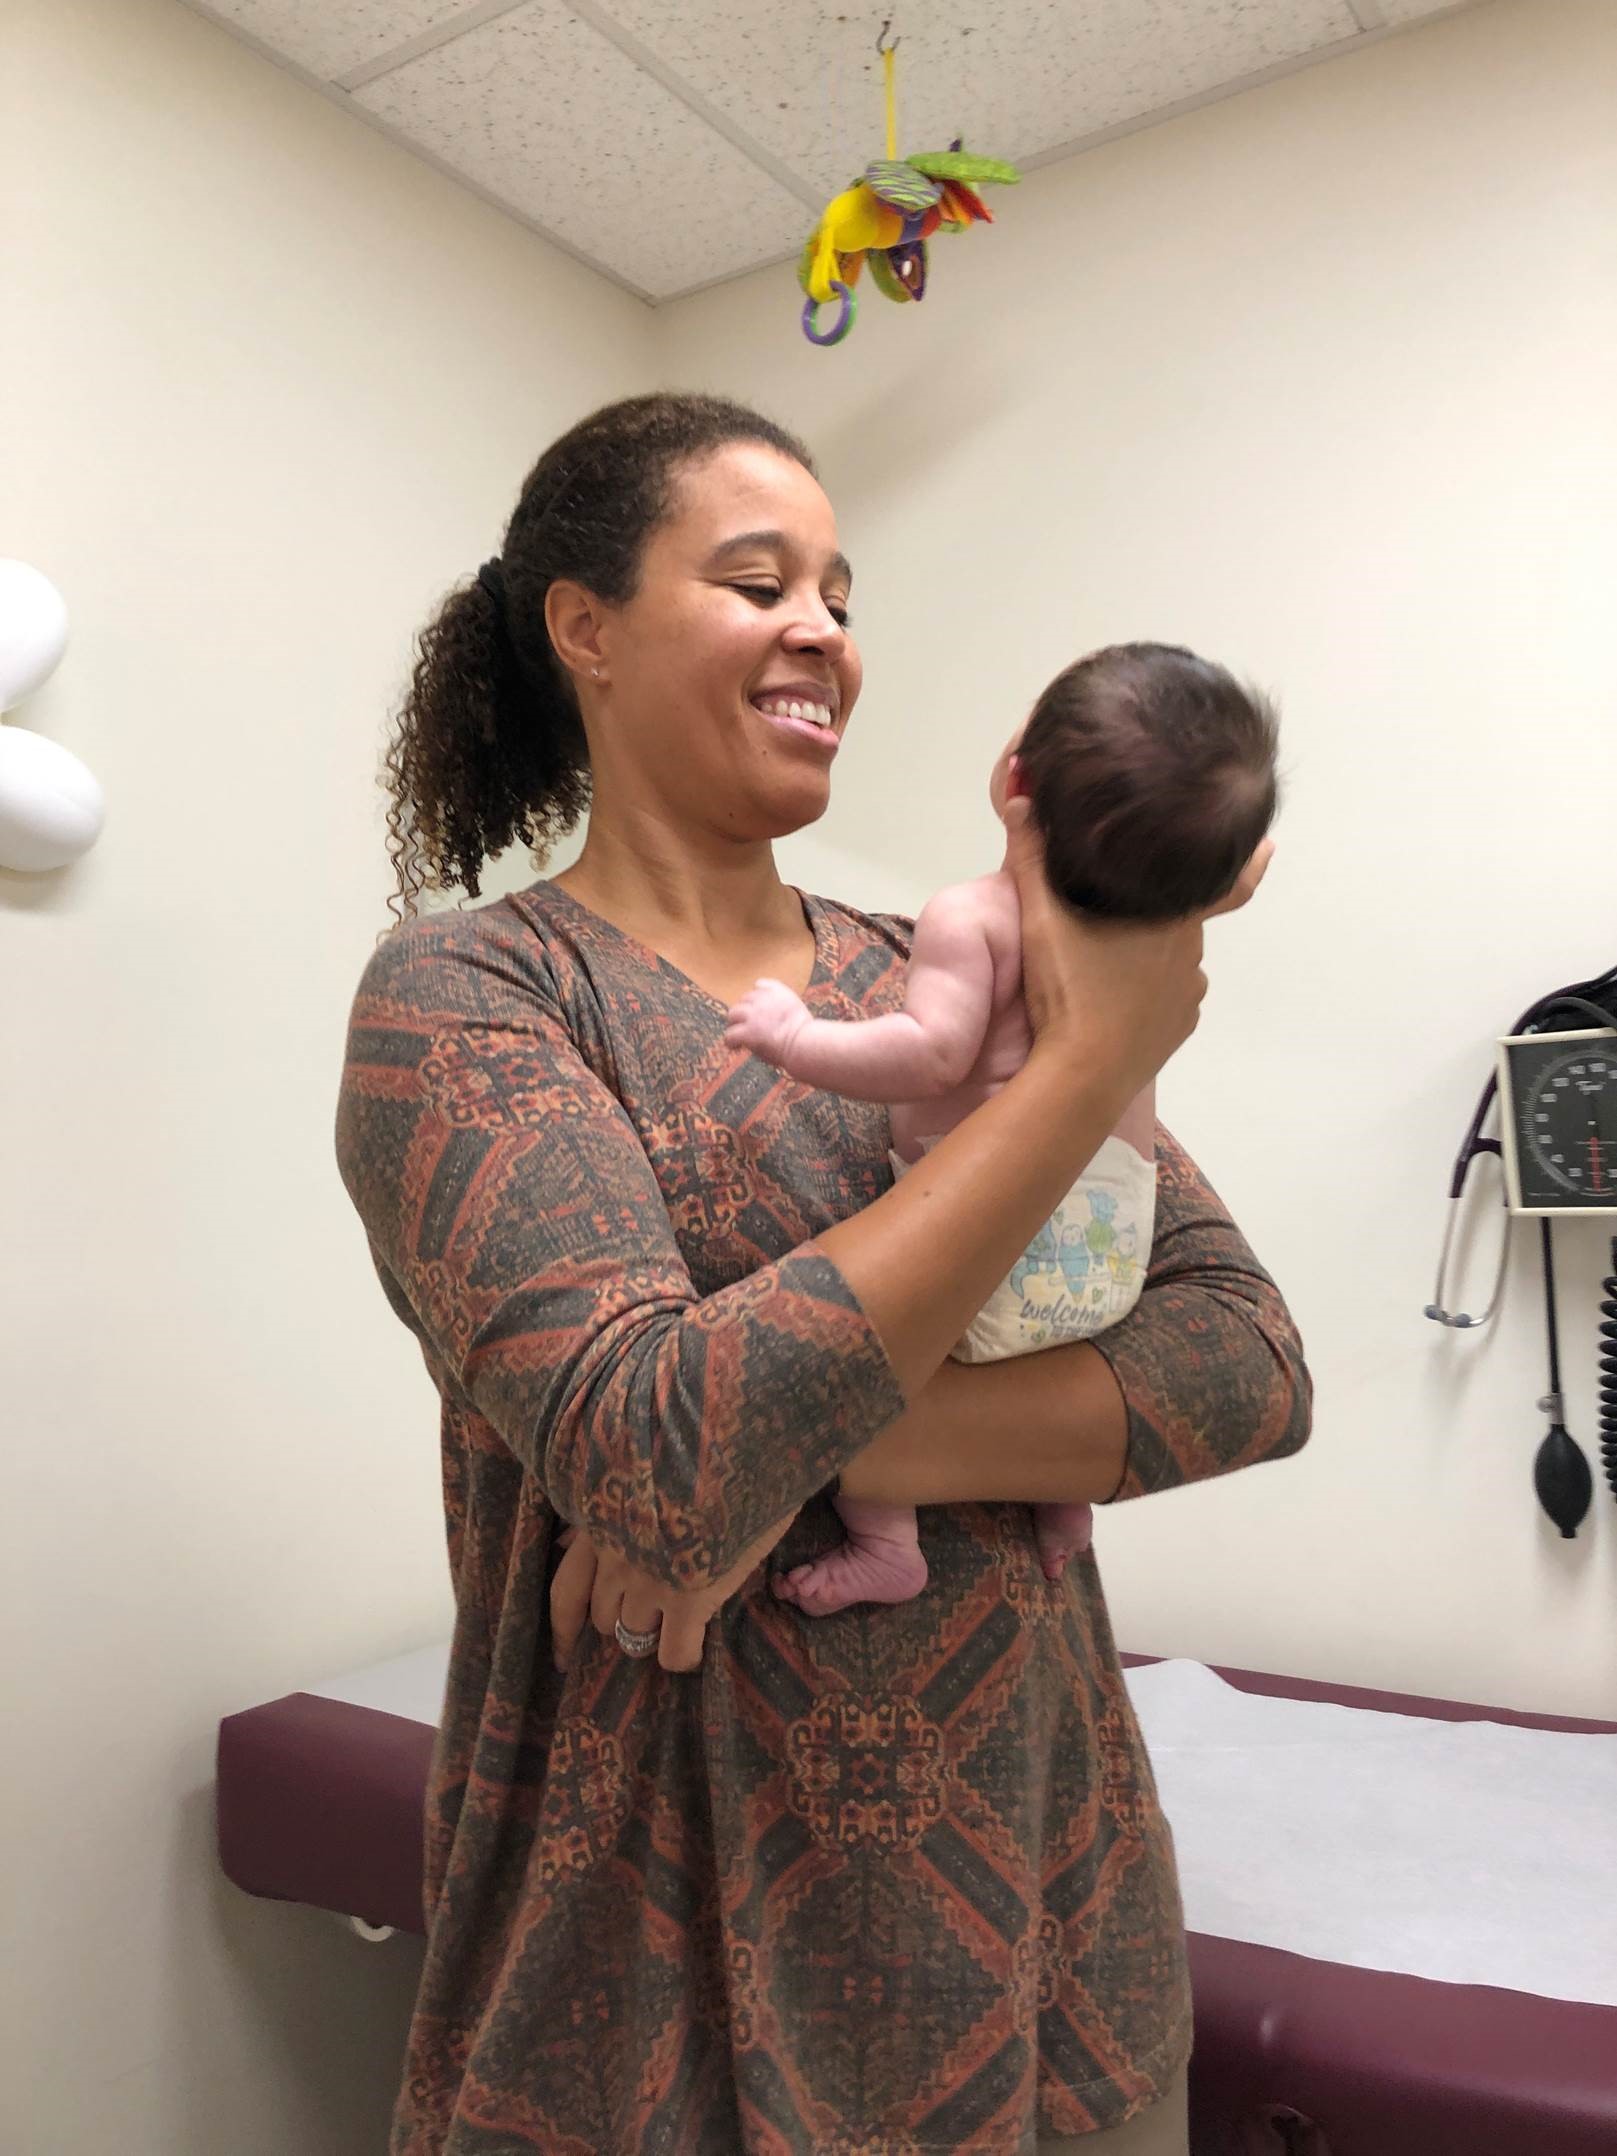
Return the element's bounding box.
[660,0,1617,1720]
[0,1,652,2149]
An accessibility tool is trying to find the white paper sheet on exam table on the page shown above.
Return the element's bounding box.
[1123,1658,1617,2008]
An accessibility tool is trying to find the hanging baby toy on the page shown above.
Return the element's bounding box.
[799,22,1020,347]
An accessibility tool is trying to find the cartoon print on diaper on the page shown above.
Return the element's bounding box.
[1009,1219,1060,1298]
[989,1180,1148,1350]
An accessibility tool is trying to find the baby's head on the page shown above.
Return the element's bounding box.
[993,643,1279,920]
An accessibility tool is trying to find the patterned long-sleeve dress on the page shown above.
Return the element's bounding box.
[335,880,1311,2156]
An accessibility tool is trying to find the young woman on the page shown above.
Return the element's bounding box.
[336,392,1306,2154]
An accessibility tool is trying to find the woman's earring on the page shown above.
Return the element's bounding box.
[591,667,600,679]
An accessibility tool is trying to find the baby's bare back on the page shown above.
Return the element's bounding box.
[890,870,1033,1159]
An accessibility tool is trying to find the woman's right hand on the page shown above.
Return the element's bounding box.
[1002,791,1271,1102]
[550,1513,797,1674]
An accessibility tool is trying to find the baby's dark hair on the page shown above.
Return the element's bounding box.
[383,392,815,918]
[1017,643,1279,920]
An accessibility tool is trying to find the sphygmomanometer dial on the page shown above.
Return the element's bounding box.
[1497,1030,1617,1213]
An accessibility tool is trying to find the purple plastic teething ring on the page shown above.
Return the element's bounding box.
[802,280,856,346]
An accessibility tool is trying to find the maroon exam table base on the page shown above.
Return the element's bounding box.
[217,1689,435,1940]
[216,1662,1617,2155]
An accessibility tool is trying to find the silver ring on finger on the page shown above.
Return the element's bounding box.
[614,1618,662,1659]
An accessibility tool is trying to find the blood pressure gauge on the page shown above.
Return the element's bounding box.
[1496,1029,1617,1215]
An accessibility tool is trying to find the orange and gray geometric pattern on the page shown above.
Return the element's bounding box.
[335,881,1311,2154]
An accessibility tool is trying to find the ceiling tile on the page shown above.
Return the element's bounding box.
[1374,0,1470,19]
[353,1,814,300]
[594,0,1366,200]
[202,0,492,84]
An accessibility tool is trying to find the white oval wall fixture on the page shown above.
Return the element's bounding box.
[0,559,103,872]
[0,726,105,871]
[0,559,70,712]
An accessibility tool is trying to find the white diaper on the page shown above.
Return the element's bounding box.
[890,1133,1157,1363]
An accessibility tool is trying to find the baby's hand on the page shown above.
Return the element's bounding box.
[724,978,811,1069]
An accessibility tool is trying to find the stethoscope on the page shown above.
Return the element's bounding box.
[1426,965,1617,1536]
[1425,1112,1508,1331]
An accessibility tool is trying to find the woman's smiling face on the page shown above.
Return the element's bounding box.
[586,442,861,844]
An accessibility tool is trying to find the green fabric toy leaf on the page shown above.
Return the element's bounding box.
[867,250,914,303]
[907,151,1020,186]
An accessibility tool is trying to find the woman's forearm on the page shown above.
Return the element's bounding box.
[838,1129,1315,1512]
[837,1345,1129,1508]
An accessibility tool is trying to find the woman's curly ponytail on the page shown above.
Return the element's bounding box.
[383,565,587,919]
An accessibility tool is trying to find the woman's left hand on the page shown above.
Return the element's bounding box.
[550,1513,797,1675]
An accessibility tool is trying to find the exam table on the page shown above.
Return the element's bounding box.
[216,1648,1617,2154]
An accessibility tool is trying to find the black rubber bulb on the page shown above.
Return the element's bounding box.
[1534,1421,1593,1537]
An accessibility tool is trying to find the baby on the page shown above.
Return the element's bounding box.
[726,642,1279,1616]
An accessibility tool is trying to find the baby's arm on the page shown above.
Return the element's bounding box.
[725,889,996,1101]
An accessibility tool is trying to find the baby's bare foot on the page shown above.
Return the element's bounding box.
[772,1536,928,1617]
[1033,1501,1093,1580]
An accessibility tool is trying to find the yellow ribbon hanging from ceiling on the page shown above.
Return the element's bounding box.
[884,41,897,160]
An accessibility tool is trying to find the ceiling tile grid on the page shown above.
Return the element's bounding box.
[600,0,1368,200]
[187,0,1480,300]
[354,2,815,298]
[203,0,490,83]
